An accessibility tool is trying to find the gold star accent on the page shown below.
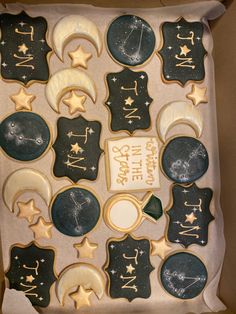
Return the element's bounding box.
[126,264,135,274]
[63,91,87,115]
[151,237,172,260]
[185,212,198,224]
[187,84,208,106]
[17,199,41,223]
[180,45,191,56]
[29,217,53,240]
[70,286,92,310]
[124,96,134,106]
[26,275,35,283]
[70,143,82,154]
[69,45,92,69]
[18,43,29,55]
[74,237,98,259]
[10,87,35,111]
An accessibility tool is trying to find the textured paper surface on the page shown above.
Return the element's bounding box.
[0,1,226,313]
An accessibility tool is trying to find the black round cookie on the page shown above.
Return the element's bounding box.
[161,136,209,184]
[107,15,156,67]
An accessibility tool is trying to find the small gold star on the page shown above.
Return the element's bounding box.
[70,286,92,310]
[63,91,87,115]
[69,45,92,68]
[74,237,98,259]
[185,212,198,224]
[180,45,191,56]
[151,237,172,260]
[187,84,208,106]
[126,264,135,274]
[70,143,82,154]
[29,217,53,240]
[26,275,35,283]
[10,87,35,111]
[17,199,41,223]
[18,43,29,55]
[124,96,134,106]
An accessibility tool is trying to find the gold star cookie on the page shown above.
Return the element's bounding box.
[74,237,98,259]
[69,45,92,69]
[187,84,208,106]
[151,237,172,259]
[17,199,41,223]
[63,91,87,115]
[70,286,92,310]
[10,87,35,111]
[29,217,53,240]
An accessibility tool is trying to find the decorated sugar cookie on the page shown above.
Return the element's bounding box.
[158,17,207,85]
[0,112,51,161]
[105,137,160,192]
[160,252,207,299]
[69,45,92,69]
[105,68,153,134]
[53,115,102,183]
[104,234,154,301]
[10,87,35,111]
[161,136,209,184]
[30,217,53,240]
[166,183,214,247]
[50,186,101,237]
[0,11,51,85]
[5,242,57,307]
[17,199,41,223]
[187,84,208,106]
[107,15,155,67]
[74,237,98,259]
[151,237,172,260]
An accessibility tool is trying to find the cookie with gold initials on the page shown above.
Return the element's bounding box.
[5,242,57,307]
[104,234,154,301]
[0,11,51,85]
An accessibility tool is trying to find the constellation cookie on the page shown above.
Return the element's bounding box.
[5,242,57,307]
[105,68,153,134]
[166,183,214,247]
[104,192,162,233]
[160,252,207,299]
[104,234,154,301]
[0,11,51,85]
[107,15,155,67]
[157,101,203,143]
[51,186,101,237]
[53,115,102,183]
[0,112,51,161]
[105,137,160,191]
[161,136,209,184]
[158,18,207,85]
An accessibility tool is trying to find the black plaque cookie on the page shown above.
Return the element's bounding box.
[158,17,207,85]
[161,136,209,184]
[104,234,154,301]
[167,183,214,247]
[0,112,51,161]
[0,11,51,85]
[160,252,207,299]
[105,68,153,134]
[51,186,101,237]
[5,242,57,307]
[53,115,103,183]
[107,15,156,67]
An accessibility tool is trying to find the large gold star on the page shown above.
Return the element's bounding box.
[126,264,135,274]
[10,87,35,111]
[63,91,87,115]
[74,237,98,259]
[70,143,82,154]
[185,212,198,224]
[180,45,191,56]
[18,43,29,55]
[151,237,172,260]
[187,84,208,106]
[29,217,53,240]
[26,275,35,283]
[69,45,92,69]
[17,199,41,223]
[124,96,134,106]
[70,286,92,310]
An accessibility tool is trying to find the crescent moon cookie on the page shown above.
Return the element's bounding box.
[104,234,154,301]
[105,68,153,134]
[0,11,51,85]
[106,15,156,67]
[105,136,160,192]
[158,17,207,86]
[52,15,102,61]
[0,112,51,161]
[5,242,57,307]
